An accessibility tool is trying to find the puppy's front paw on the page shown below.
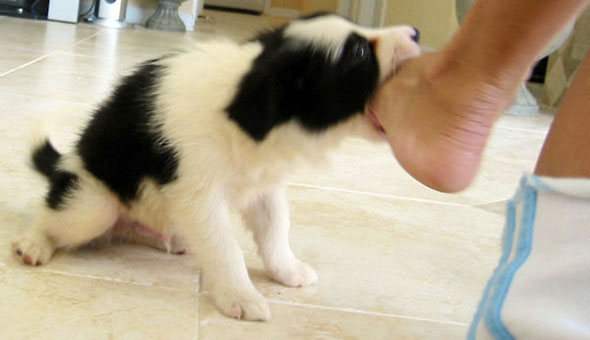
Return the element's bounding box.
[212,287,271,321]
[12,232,54,266]
[168,235,186,255]
[270,260,318,287]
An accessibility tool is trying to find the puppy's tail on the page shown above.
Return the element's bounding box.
[29,120,61,179]
[31,140,61,179]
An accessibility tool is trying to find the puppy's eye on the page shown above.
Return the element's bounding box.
[353,43,368,59]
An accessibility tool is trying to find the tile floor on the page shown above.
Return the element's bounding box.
[0,10,555,340]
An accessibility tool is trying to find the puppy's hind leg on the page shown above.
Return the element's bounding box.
[13,177,119,266]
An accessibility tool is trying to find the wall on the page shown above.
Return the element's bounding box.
[269,0,338,14]
[128,0,196,11]
[128,0,156,9]
[384,0,458,50]
[271,0,301,10]
[301,0,338,14]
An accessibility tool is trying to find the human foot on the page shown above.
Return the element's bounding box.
[367,52,520,192]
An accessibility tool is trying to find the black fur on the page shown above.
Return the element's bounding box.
[77,60,179,203]
[31,141,79,210]
[32,140,61,178]
[46,171,79,210]
[227,23,380,141]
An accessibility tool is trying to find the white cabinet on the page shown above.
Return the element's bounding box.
[47,0,80,23]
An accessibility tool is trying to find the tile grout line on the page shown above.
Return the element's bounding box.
[0,32,101,78]
[195,291,202,340]
[495,125,549,134]
[472,198,509,208]
[22,267,201,293]
[9,261,470,329]
[288,182,472,207]
[52,51,106,59]
[0,53,54,78]
[267,299,469,327]
[73,32,101,46]
[1,92,93,105]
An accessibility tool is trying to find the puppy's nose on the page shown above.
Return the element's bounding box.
[411,27,420,43]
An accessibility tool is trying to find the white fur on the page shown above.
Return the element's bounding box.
[13,15,419,321]
[286,15,420,78]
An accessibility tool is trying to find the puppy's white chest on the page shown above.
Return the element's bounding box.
[225,173,281,209]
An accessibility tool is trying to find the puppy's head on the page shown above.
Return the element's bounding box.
[227,12,420,142]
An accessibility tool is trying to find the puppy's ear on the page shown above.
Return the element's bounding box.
[276,46,344,131]
[225,53,287,141]
[274,50,309,90]
[285,33,380,131]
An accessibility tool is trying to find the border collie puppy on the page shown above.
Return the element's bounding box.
[13,13,419,321]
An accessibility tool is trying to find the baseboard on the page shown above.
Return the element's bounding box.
[204,5,262,16]
[264,7,300,19]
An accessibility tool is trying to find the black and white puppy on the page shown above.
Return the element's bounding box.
[13,13,420,321]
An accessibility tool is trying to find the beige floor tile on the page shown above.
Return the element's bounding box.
[1,242,199,291]
[291,124,546,205]
[0,46,45,75]
[0,28,260,104]
[0,266,199,340]
[0,11,288,104]
[0,16,98,54]
[230,186,502,324]
[473,200,508,216]
[0,53,118,103]
[69,27,202,65]
[0,93,93,124]
[485,126,546,163]
[199,295,467,340]
[495,110,555,133]
[68,10,287,64]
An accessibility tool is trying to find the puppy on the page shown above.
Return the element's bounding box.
[13,13,420,321]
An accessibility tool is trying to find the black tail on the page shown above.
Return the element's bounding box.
[31,140,61,179]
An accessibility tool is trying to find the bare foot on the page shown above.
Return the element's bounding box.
[368,53,520,192]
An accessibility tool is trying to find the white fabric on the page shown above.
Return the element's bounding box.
[469,175,590,340]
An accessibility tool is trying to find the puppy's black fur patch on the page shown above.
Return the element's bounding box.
[46,171,79,210]
[32,140,61,178]
[77,60,179,203]
[227,26,380,141]
[31,141,79,210]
